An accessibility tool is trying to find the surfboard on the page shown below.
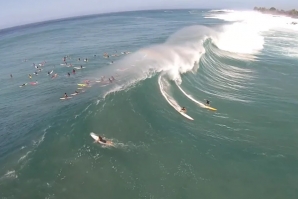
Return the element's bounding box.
[175,82,217,111]
[158,76,194,121]
[71,93,78,96]
[90,132,113,146]
[74,67,86,70]
[179,111,194,120]
[77,83,87,87]
[19,83,27,87]
[204,105,217,111]
[60,97,72,100]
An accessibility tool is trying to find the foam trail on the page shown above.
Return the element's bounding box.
[158,75,194,121]
[175,81,206,108]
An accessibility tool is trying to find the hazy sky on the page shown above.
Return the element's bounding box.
[1,0,297,29]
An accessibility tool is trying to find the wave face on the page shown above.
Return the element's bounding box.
[1,9,298,199]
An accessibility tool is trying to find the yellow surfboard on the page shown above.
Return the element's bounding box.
[205,105,217,111]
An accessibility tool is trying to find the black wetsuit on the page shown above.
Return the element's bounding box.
[98,136,106,143]
[206,100,210,105]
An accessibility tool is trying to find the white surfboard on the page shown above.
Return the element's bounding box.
[19,83,27,87]
[90,132,99,140]
[71,93,78,96]
[60,97,72,100]
[74,67,86,70]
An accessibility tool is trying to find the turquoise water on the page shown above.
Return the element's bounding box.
[0,9,298,199]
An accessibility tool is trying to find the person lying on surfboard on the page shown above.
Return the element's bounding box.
[96,135,113,145]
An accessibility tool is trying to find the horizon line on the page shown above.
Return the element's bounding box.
[0,8,228,33]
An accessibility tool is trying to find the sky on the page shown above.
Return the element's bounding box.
[1,0,298,29]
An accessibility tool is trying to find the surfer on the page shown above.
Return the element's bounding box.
[47,71,50,75]
[96,135,113,145]
[72,69,75,74]
[68,72,70,77]
[80,65,83,69]
[10,74,13,78]
[20,83,26,87]
[28,74,32,79]
[205,99,210,106]
[111,76,115,81]
[75,91,79,94]
[181,107,187,113]
[78,58,81,61]
[64,93,68,98]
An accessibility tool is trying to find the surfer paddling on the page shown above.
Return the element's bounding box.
[95,135,113,146]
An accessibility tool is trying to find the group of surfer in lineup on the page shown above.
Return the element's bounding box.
[10,51,133,146]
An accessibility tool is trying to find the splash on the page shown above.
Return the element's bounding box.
[206,10,298,56]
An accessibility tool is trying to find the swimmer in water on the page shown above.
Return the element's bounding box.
[28,74,32,79]
[10,74,13,78]
[78,58,81,61]
[72,69,75,74]
[68,72,70,77]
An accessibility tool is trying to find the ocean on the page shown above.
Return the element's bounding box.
[0,9,298,199]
